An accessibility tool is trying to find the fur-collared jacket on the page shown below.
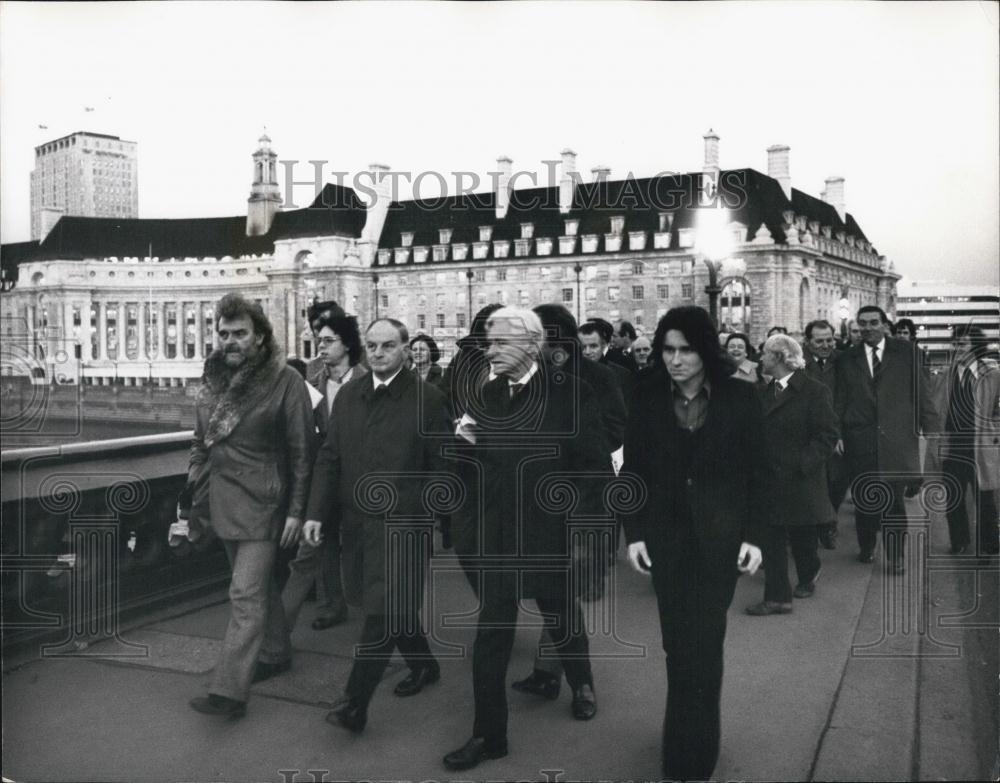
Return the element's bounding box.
[187,345,315,540]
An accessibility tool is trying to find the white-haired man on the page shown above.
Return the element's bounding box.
[445,306,606,772]
[746,334,839,615]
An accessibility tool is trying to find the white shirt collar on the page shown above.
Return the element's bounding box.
[866,338,886,356]
[373,367,403,390]
[775,371,794,389]
[510,362,539,387]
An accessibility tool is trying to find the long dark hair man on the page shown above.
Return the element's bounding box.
[622,305,765,781]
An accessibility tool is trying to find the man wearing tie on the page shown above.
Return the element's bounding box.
[281,311,366,633]
[747,334,838,615]
[303,318,452,733]
[835,305,939,571]
[445,307,606,772]
[804,319,846,550]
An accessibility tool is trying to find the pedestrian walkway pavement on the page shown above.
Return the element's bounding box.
[3,499,997,782]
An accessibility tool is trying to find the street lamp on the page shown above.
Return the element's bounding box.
[838,289,851,343]
[466,268,474,327]
[695,206,733,328]
[573,262,583,322]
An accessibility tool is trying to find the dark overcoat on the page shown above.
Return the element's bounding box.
[304,368,452,616]
[189,359,314,541]
[835,338,939,475]
[451,361,608,595]
[758,370,840,527]
[621,368,767,551]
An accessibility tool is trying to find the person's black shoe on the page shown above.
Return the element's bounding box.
[393,663,440,697]
[571,683,597,720]
[511,669,561,700]
[793,564,821,599]
[311,610,348,631]
[189,693,246,719]
[858,549,875,564]
[252,658,291,683]
[326,696,367,733]
[819,527,838,550]
[443,737,508,771]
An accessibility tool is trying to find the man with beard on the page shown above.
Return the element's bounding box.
[188,294,314,719]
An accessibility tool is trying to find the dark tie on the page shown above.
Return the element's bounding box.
[508,382,524,400]
[770,380,781,399]
[373,384,389,400]
[871,346,881,379]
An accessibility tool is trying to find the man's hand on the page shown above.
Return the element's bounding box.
[627,541,652,574]
[834,438,845,456]
[302,520,323,546]
[280,516,302,549]
[737,542,762,575]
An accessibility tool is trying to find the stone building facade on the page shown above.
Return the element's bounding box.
[30,131,138,241]
[2,132,899,385]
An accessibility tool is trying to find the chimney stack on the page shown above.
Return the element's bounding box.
[495,155,513,219]
[767,144,792,200]
[361,162,392,245]
[702,129,720,177]
[591,164,611,183]
[559,148,578,214]
[821,176,846,221]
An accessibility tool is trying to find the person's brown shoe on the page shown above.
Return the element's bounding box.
[746,600,793,616]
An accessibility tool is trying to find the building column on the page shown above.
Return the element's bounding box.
[137,300,147,360]
[97,301,108,361]
[157,301,167,359]
[193,301,203,361]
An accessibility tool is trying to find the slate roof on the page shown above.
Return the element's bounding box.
[376,167,876,264]
[1,184,366,271]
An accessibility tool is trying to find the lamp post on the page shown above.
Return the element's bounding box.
[838,291,851,343]
[372,271,381,320]
[695,206,733,330]
[573,262,583,322]
[466,268,474,327]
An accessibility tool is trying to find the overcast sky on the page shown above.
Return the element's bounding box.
[2,1,997,285]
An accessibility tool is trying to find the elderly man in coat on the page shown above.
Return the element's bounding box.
[188,294,314,719]
[444,306,607,772]
[746,334,840,615]
[926,324,1000,555]
[835,305,940,572]
[303,318,453,734]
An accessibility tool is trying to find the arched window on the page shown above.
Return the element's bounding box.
[720,277,752,333]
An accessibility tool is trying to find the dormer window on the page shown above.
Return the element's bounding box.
[438,228,453,245]
[479,226,493,242]
[514,239,531,257]
[677,228,695,248]
[609,215,625,234]
[401,231,414,247]
[520,222,534,239]
[658,212,673,232]
[432,245,448,262]
[564,219,579,237]
[377,249,391,266]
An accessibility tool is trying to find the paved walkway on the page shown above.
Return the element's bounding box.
[3,499,996,782]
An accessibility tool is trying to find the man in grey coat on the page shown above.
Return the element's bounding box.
[746,334,839,615]
[188,293,314,719]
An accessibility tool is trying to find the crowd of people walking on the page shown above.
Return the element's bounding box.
[179,290,998,780]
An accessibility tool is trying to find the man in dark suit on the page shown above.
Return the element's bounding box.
[579,319,636,403]
[282,311,367,632]
[623,306,764,781]
[804,319,846,550]
[505,303,625,701]
[835,305,939,572]
[747,334,839,615]
[444,306,607,772]
[187,294,314,719]
[303,318,453,734]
